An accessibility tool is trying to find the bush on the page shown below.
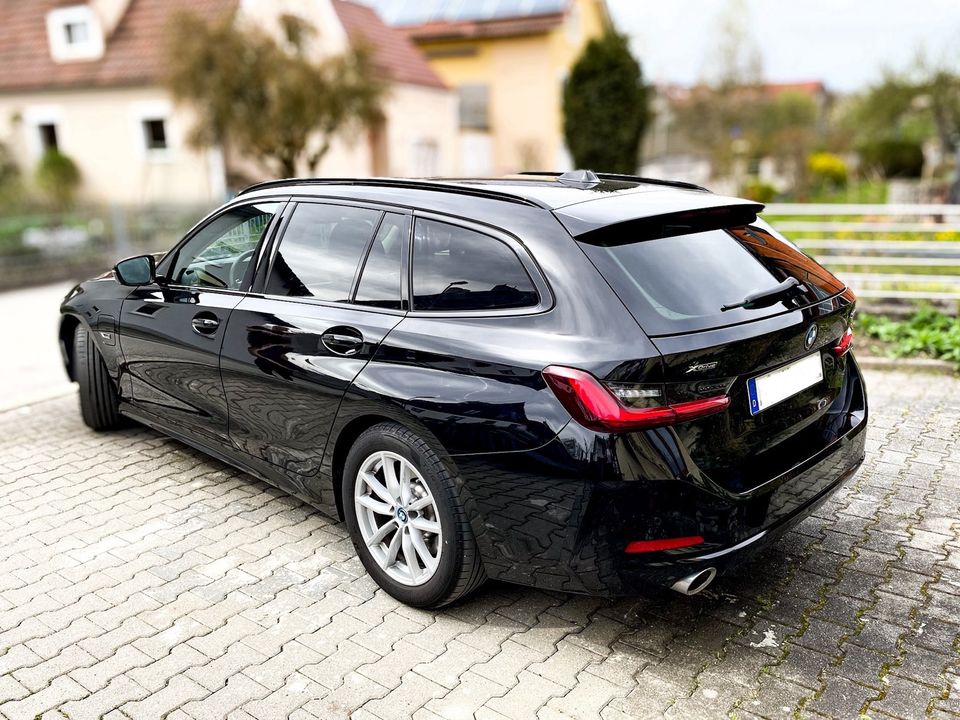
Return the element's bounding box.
[858,139,924,178]
[858,306,960,365]
[34,149,82,211]
[741,179,777,203]
[0,141,21,202]
[808,152,847,188]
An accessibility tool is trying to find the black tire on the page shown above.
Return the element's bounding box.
[74,325,124,431]
[343,422,486,608]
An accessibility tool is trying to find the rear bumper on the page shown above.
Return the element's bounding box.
[455,354,868,595]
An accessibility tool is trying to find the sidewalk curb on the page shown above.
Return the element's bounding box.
[857,355,957,375]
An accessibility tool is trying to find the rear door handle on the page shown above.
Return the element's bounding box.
[191,313,220,335]
[321,327,364,356]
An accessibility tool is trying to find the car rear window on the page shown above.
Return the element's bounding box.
[578,222,845,336]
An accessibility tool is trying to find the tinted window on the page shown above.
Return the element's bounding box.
[267,203,381,301]
[412,219,538,312]
[579,224,845,335]
[171,203,279,290]
[355,213,406,310]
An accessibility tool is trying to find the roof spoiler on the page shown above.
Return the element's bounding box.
[554,194,764,241]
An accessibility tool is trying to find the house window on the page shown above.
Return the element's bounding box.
[39,124,59,152]
[412,139,438,177]
[143,119,168,150]
[46,6,104,62]
[458,84,489,130]
[64,20,90,46]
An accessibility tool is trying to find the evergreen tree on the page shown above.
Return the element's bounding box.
[563,33,649,174]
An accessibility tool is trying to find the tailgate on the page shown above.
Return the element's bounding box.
[652,299,856,493]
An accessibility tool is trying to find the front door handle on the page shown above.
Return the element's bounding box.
[321,326,364,356]
[191,313,220,336]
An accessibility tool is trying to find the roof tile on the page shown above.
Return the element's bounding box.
[331,1,445,89]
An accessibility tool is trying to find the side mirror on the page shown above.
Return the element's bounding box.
[114,255,156,286]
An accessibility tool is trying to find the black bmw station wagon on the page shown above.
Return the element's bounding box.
[59,171,866,607]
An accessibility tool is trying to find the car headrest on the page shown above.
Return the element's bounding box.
[329,220,372,249]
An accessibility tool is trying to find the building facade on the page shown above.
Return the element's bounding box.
[0,0,457,205]
[363,0,611,177]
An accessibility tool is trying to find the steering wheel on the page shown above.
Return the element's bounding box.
[229,249,257,289]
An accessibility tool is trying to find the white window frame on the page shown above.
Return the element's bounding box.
[129,100,175,162]
[411,138,439,177]
[24,105,64,162]
[46,6,105,63]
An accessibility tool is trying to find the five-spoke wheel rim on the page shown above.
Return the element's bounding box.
[354,451,442,586]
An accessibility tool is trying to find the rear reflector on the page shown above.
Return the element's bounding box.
[625,536,704,554]
[833,327,854,356]
[542,365,729,433]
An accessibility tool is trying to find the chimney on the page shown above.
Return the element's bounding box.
[90,0,132,37]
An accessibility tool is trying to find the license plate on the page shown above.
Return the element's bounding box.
[747,352,823,415]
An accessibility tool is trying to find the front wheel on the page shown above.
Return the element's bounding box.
[343,422,486,608]
[74,325,124,431]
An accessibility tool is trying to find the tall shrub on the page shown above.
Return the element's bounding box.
[563,33,649,174]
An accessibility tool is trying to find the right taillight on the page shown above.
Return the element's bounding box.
[833,327,853,357]
[542,365,730,433]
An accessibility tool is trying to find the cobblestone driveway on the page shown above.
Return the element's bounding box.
[0,369,958,720]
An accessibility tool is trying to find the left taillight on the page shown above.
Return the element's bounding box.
[833,327,854,357]
[542,365,730,433]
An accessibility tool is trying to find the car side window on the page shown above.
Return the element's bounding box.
[170,203,280,290]
[266,203,381,301]
[354,213,406,310]
[412,218,538,311]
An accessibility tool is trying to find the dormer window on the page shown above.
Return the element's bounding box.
[46,6,104,62]
[65,20,90,46]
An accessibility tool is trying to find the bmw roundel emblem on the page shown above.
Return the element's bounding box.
[804,324,818,349]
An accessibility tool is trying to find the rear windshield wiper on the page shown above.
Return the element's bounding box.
[720,276,806,312]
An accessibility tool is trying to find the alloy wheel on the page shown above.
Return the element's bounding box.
[353,451,442,586]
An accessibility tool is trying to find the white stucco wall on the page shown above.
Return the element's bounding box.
[0,86,226,205]
[226,82,457,182]
[382,84,457,177]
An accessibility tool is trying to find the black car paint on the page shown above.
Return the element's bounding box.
[59,177,867,596]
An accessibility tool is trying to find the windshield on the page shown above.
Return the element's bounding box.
[578,223,845,336]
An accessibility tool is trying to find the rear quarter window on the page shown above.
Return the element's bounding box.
[578,222,845,336]
[412,218,539,312]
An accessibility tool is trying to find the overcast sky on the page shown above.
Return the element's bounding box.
[607,0,960,92]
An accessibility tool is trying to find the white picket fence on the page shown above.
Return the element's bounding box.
[763,203,960,304]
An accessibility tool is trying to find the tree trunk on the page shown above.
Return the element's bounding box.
[278,156,297,178]
[307,138,332,175]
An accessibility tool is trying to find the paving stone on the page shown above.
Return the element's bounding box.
[871,673,942,719]
[0,372,957,720]
[239,672,326,720]
[484,669,566,719]
[805,675,877,718]
[423,671,508,720]
[60,675,152,720]
[360,671,448,720]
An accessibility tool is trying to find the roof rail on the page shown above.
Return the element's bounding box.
[236,177,550,208]
[517,170,710,193]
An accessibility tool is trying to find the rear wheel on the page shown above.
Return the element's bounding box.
[343,422,486,608]
[74,325,124,431]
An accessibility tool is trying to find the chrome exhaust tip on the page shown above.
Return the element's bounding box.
[671,567,717,596]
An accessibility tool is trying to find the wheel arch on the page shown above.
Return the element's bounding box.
[326,409,461,522]
[329,414,395,521]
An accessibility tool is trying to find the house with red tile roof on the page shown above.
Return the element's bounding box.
[0,0,456,204]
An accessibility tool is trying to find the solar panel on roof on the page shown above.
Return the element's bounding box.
[357,0,569,27]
